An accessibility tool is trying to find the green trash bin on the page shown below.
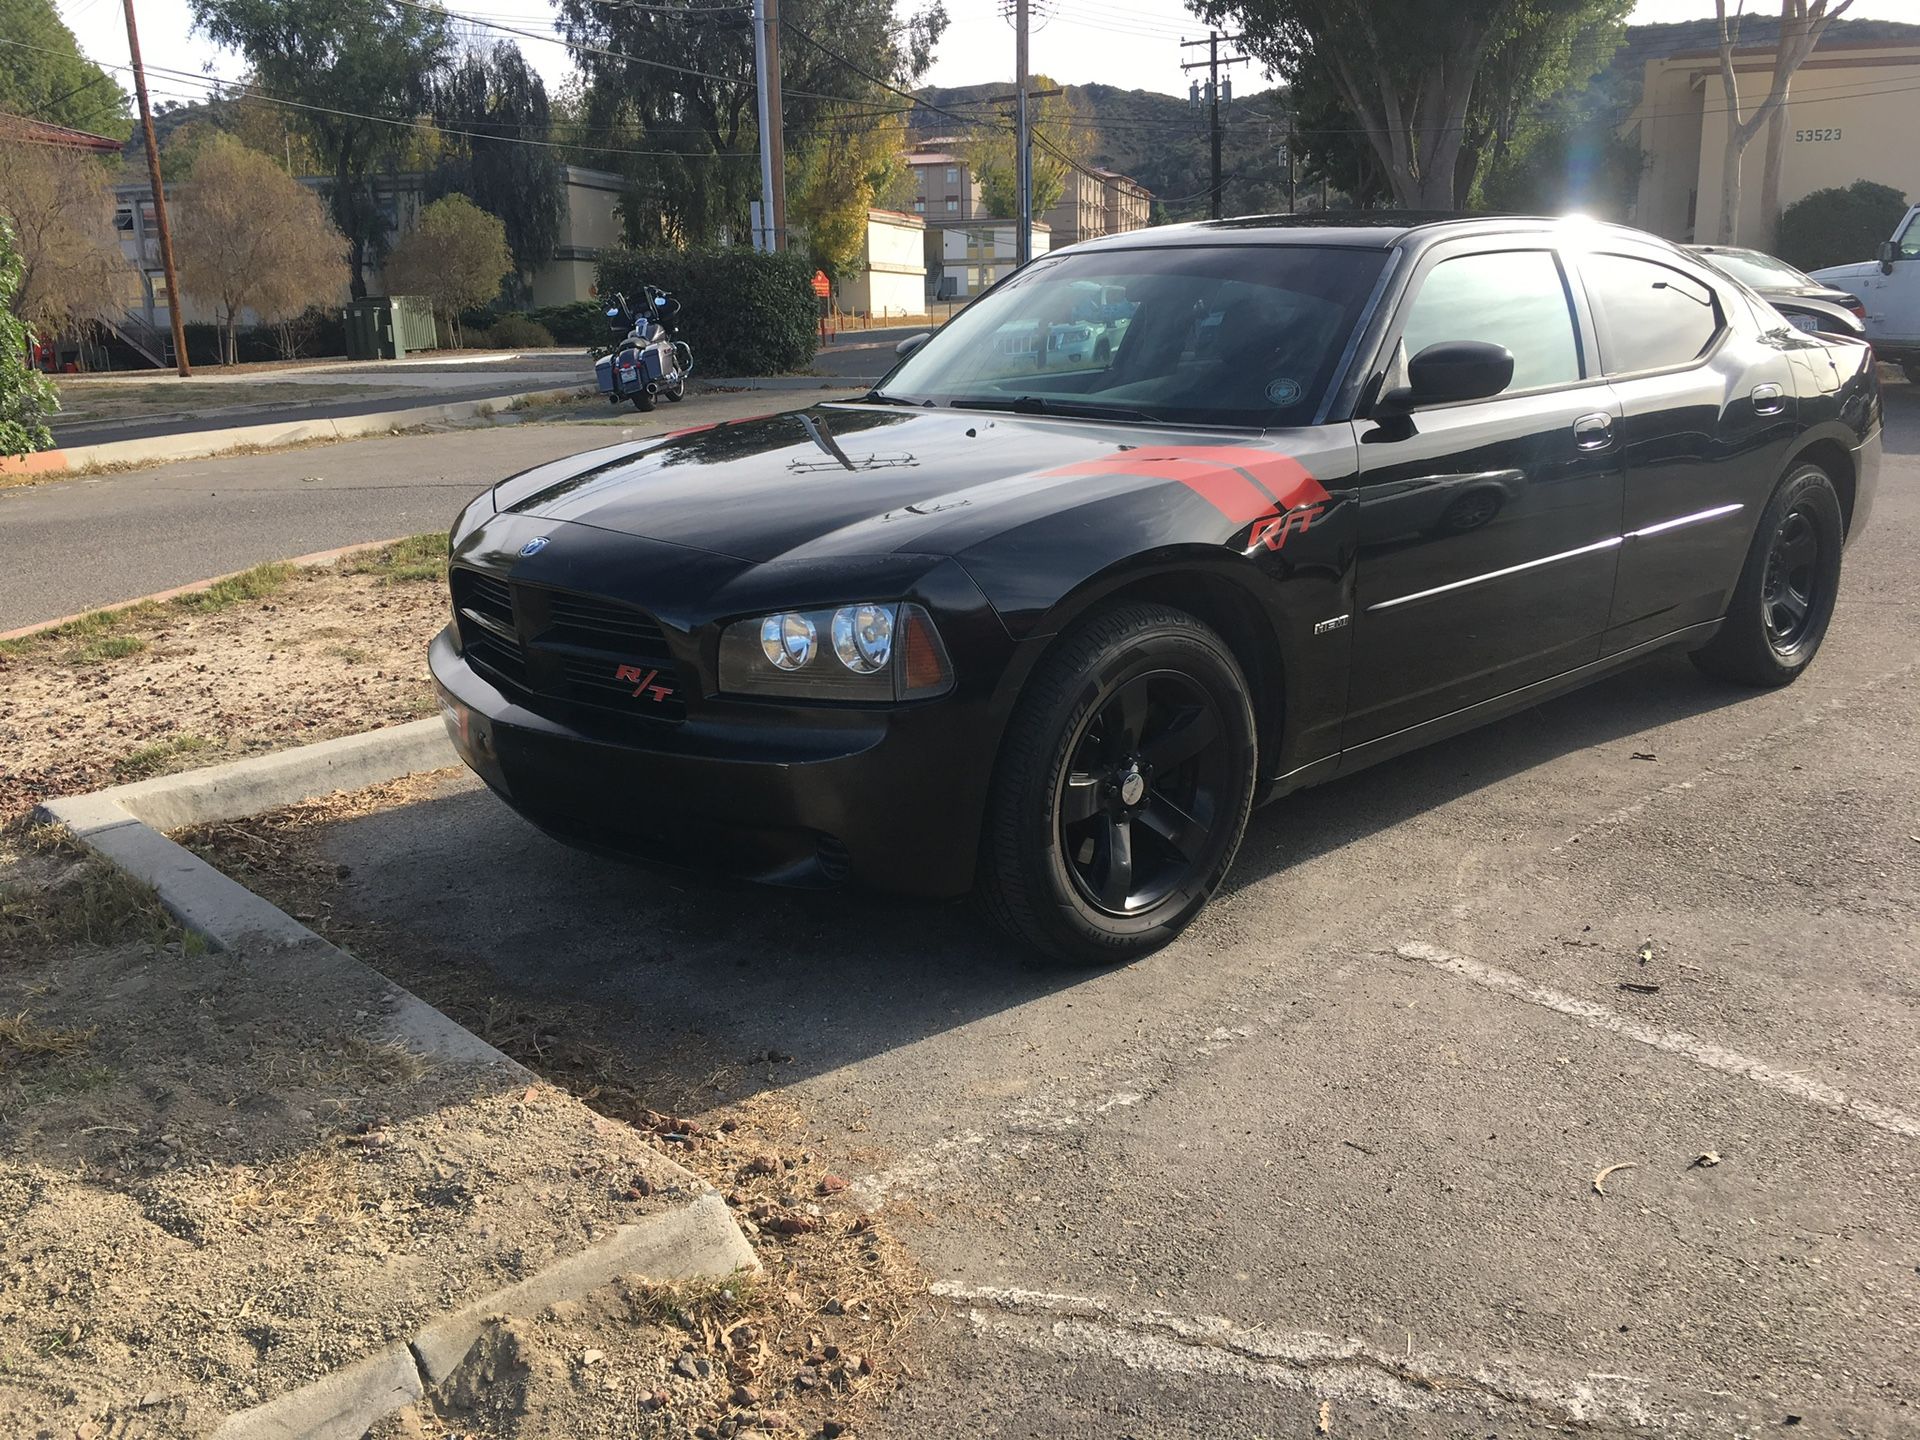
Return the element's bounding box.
[339,297,441,360]
[342,299,385,360]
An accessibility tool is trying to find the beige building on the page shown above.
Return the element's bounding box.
[905,138,984,221]
[1040,167,1154,250]
[1625,35,1920,245]
[835,209,929,318]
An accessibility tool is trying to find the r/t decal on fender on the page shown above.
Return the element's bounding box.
[1250,503,1326,552]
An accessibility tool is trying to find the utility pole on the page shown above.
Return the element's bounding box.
[752,0,786,250]
[121,0,189,376]
[1015,0,1031,265]
[1181,31,1247,222]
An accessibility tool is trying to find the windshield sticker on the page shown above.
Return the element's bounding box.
[1265,377,1303,406]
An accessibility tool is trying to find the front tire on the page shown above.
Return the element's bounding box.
[979,604,1258,965]
[1691,463,1843,687]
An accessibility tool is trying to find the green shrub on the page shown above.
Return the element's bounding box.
[1776,180,1909,272]
[0,220,57,458]
[527,301,606,347]
[479,314,557,349]
[594,247,818,376]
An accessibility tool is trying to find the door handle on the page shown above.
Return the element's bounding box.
[1752,383,1786,416]
[1572,412,1614,450]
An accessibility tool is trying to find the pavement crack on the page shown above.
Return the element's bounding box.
[929,1283,1650,1428]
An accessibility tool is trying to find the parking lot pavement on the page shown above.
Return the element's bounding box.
[249,387,1917,1435]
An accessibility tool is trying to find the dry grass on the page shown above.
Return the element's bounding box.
[0,848,177,960]
[110,733,216,783]
[0,1012,98,1067]
[228,1145,369,1226]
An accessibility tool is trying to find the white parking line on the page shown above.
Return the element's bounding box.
[1395,942,1920,1140]
[930,1282,1666,1429]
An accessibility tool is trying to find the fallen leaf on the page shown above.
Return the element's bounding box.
[1593,1162,1637,1196]
[1316,1398,1333,1435]
[1690,1151,1721,1169]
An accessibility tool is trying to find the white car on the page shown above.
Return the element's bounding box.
[1811,202,1920,383]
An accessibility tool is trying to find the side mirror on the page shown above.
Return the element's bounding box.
[895,332,932,358]
[1878,240,1897,275]
[1374,341,1516,416]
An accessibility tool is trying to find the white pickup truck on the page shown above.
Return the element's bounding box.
[1812,203,1920,383]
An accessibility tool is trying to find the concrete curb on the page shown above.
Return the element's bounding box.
[410,1193,757,1385]
[208,1197,756,1440]
[4,383,591,478]
[34,724,761,1439]
[0,535,416,643]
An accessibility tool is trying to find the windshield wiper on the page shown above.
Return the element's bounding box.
[859,389,928,406]
[948,396,1159,422]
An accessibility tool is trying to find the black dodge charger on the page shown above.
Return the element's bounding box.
[433,214,1882,963]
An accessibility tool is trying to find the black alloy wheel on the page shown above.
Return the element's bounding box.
[1058,670,1231,916]
[1762,505,1821,653]
[979,603,1258,964]
[1692,462,1844,687]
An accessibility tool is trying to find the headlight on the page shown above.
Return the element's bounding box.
[720,602,953,701]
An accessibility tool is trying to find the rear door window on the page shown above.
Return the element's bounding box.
[1583,253,1722,375]
[1398,249,1582,392]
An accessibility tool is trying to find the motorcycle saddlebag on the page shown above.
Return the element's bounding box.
[594,353,616,395]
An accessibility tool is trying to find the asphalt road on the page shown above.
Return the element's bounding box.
[0,391,806,630]
[49,354,598,448]
[286,388,1920,1434]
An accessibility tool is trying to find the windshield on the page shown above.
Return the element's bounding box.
[1697,248,1816,289]
[877,244,1390,428]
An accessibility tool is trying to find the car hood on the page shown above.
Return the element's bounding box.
[1808,260,1879,284]
[490,404,1266,564]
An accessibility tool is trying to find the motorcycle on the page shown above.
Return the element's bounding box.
[593,285,693,412]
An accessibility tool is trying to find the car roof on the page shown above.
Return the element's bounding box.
[1071,211,1673,255]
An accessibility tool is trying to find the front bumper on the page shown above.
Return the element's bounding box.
[430,627,996,896]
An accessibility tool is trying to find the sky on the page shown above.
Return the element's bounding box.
[53,0,1920,119]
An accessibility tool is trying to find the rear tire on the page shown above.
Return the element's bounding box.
[631,391,656,412]
[1691,463,1843,687]
[978,604,1258,965]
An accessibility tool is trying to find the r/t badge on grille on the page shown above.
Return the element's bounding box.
[615,664,675,703]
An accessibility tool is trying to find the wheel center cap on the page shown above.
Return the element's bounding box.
[1118,771,1147,807]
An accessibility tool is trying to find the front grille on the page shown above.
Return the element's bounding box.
[450,566,686,723]
[537,590,672,654]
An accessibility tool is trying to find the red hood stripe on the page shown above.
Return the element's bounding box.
[1038,446,1330,527]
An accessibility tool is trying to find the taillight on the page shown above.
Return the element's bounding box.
[1844,295,1866,318]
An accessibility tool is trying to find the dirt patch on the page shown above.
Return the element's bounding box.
[0,829,715,1438]
[0,538,448,824]
[185,785,923,1439]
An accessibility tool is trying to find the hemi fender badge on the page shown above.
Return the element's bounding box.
[1313,614,1350,636]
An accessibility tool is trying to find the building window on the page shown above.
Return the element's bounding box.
[946,166,958,183]
[946,198,959,212]
[914,197,925,212]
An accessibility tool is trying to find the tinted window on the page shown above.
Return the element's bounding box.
[1399,250,1580,392]
[880,245,1390,427]
[1585,253,1721,374]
